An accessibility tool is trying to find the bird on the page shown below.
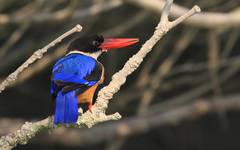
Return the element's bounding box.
[50,35,139,124]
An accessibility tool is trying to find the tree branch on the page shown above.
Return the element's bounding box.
[0,24,82,93]
[0,117,52,150]
[128,0,240,28]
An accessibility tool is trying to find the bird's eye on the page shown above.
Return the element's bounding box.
[92,40,99,46]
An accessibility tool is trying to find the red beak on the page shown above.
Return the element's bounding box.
[99,38,139,51]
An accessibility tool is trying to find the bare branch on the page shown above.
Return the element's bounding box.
[128,0,240,28]
[0,24,82,93]
[170,5,201,28]
[0,117,53,150]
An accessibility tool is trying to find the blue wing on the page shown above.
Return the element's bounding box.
[50,53,101,97]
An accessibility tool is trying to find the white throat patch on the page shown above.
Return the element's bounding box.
[66,50,102,59]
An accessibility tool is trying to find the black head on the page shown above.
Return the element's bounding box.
[67,35,104,53]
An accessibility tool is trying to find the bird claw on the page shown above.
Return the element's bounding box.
[88,103,92,113]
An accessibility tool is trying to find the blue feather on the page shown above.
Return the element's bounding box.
[52,54,96,86]
[54,90,78,124]
[53,72,88,84]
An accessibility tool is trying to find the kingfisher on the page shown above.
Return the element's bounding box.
[50,35,139,124]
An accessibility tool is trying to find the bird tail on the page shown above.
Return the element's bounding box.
[54,90,78,124]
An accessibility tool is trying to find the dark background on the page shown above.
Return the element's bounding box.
[0,0,240,149]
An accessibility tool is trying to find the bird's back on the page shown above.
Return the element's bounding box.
[52,53,97,83]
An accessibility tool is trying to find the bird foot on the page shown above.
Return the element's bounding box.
[88,103,92,113]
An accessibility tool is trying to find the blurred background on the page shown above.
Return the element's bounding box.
[0,0,240,149]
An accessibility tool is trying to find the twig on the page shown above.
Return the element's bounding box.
[0,24,82,93]
[128,0,240,28]
[15,46,66,85]
[0,0,200,149]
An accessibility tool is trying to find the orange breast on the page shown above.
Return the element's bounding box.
[77,63,105,104]
[77,84,98,103]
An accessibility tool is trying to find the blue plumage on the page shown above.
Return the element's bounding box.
[54,90,78,124]
[52,54,97,85]
[51,53,99,124]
